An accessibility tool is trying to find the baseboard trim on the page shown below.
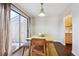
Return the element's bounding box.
[47,40,65,46]
[72,50,77,56]
[59,41,65,46]
[61,42,65,45]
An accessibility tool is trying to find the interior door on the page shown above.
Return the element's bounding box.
[65,33,72,44]
[64,15,72,45]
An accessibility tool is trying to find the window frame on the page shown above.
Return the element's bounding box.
[10,4,31,53]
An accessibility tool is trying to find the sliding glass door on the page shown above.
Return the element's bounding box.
[20,16,27,46]
[10,6,29,53]
[10,10,20,52]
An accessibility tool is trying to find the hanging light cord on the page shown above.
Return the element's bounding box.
[41,3,44,12]
[38,3,45,16]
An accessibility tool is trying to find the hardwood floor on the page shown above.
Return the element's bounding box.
[64,44,73,56]
[12,45,29,56]
[11,41,74,56]
[53,42,65,56]
[12,47,24,56]
[53,42,74,56]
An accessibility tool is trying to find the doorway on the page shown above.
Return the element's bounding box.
[64,15,72,45]
[64,15,72,55]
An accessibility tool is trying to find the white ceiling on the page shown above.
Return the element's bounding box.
[15,3,72,17]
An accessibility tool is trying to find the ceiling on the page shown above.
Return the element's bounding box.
[15,3,72,17]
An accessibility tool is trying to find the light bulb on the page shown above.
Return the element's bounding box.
[38,12,45,16]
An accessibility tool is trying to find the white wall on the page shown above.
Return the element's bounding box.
[57,14,65,45]
[57,5,73,45]
[30,17,36,36]
[32,16,62,41]
[29,4,79,56]
[72,4,79,56]
[31,14,66,44]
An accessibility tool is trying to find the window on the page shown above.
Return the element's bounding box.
[20,16,27,46]
[10,10,20,52]
[10,4,30,53]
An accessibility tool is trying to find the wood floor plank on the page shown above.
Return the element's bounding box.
[12,41,74,56]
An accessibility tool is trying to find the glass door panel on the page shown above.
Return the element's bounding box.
[20,16,27,46]
[10,10,19,52]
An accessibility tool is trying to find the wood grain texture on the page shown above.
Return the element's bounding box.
[65,33,72,44]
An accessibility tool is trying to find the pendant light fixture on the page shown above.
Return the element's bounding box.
[38,3,45,16]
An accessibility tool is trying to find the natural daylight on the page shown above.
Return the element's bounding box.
[0,3,78,56]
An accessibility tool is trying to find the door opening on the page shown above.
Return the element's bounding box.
[64,15,72,45]
[64,15,72,55]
